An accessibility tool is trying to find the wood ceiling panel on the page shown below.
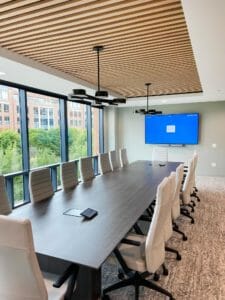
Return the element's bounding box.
[19,24,187,57]
[0,0,202,98]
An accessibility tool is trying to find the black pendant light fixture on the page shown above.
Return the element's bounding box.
[93,45,108,98]
[135,83,162,115]
[68,45,126,108]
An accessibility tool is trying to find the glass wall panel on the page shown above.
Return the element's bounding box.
[27,92,60,168]
[67,101,87,159]
[92,108,100,155]
[0,85,22,174]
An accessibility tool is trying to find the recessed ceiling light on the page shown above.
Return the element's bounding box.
[0,71,6,76]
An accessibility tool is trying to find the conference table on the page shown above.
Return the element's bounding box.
[11,160,180,299]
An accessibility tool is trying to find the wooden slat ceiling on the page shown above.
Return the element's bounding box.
[0,0,202,98]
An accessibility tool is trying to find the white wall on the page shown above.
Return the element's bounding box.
[105,102,225,176]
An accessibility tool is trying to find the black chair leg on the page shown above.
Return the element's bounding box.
[146,208,152,217]
[181,210,195,224]
[162,263,169,276]
[103,272,174,300]
[165,246,181,260]
[173,226,188,241]
[103,275,135,294]
[140,276,174,299]
[187,203,195,213]
[191,199,196,207]
[135,282,139,300]
[192,192,200,202]
[133,223,144,235]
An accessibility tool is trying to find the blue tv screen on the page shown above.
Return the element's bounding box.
[145,113,199,144]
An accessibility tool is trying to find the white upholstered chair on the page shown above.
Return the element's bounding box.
[99,153,112,175]
[103,177,174,299]
[152,147,168,163]
[119,148,129,167]
[191,152,200,201]
[172,164,184,222]
[163,172,182,260]
[0,175,12,215]
[79,157,95,182]
[171,164,188,240]
[61,161,78,190]
[109,150,120,171]
[180,159,195,223]
[0,215,69,300]
[29,168,54,203]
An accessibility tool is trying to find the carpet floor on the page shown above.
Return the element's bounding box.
[102,176,225,300]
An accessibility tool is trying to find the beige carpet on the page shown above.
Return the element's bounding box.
[102,176,225,299]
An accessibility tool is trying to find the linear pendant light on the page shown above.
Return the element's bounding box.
[68,46,126,108]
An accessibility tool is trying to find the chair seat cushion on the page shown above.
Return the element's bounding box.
[118,233,147,273]
[43,272,68,300]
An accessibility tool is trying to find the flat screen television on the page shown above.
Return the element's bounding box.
[145,113,199,145]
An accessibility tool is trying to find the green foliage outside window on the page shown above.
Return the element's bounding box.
[0,127,87,203]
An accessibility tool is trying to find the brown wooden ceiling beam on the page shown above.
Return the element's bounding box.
[1,9,184,46]
[0,1,180,36]
[0,0,42,12]
[23,27,188,60]
[0,0,179,31]
[34,39,192,66]
[4,16,184,51]
[13,20,186,55]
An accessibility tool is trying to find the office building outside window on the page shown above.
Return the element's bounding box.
[0,85,23,203]
[67,101,87,160]
[0,83,103,207]
[27,92,60,168]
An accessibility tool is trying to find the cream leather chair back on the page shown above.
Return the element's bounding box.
[145,177,170,273]
[61,161,78,190]
[0,175,12,215]
[79,157,95,182]
[182,159,194,205]
[172,164,184,221]
[119,148,129,167]
[29,168,54,203]
[0,215,48,300]
[109,150,120,171]
[99,153,112,174]
[164,172,176,242]
[192,152,198,189]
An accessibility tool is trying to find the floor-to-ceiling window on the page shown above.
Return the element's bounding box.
[0,81,104,207]
[0,85,22,173]
[67,101,87,160]
[0,85,23,204]
[27,92,60,168]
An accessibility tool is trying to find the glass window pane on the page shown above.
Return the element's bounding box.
[92,108,100,155]
[0,85,22,174]
[27,92,60,168]
[67,101,87,160]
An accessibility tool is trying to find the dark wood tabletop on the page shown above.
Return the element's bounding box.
[11,160,180,269]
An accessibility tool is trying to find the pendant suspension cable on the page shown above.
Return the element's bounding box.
[93,45,104,92]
